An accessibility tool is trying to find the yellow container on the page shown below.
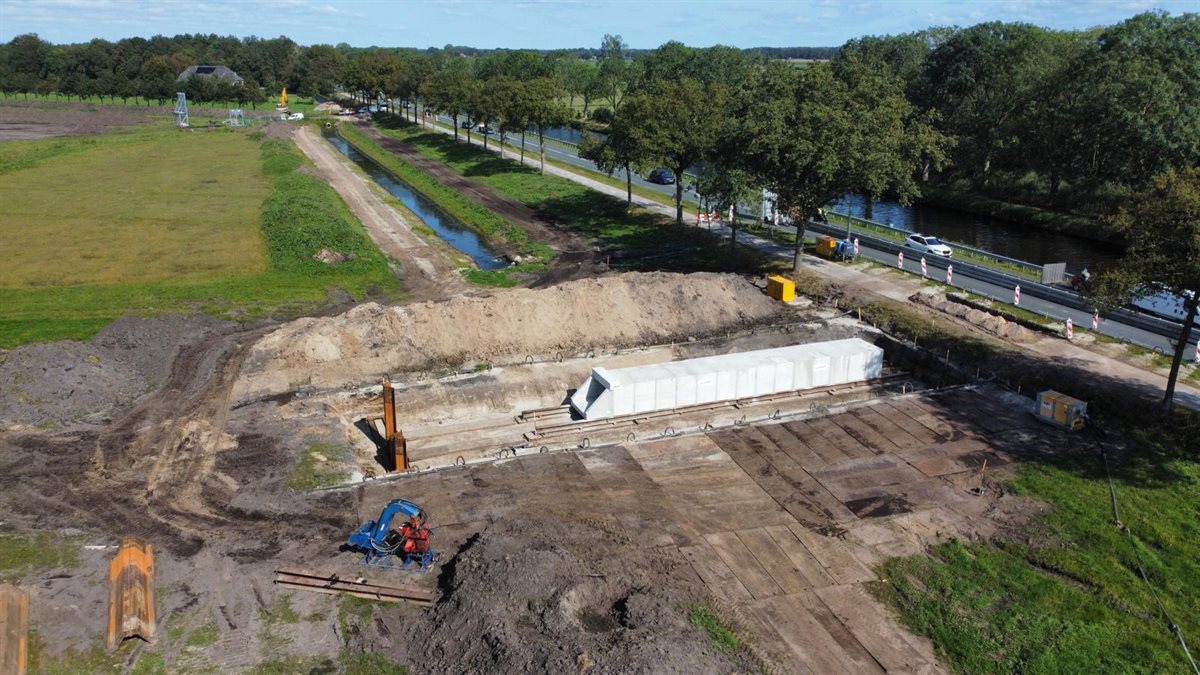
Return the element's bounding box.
[814,235,839,259]
[766,275,795,303]
[1035,390,1087,430]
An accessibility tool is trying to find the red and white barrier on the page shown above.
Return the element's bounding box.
[853,238,860,256]
[1066,317,1074,339]
[1092,312,1099,331]
[946,265,953,285]
[1014,285,1021,306]
[897,251,904,269]
[920,257,927,278]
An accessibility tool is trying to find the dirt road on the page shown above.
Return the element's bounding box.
[292,126,466,300]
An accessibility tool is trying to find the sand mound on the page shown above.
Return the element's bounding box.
[233,272,780,401]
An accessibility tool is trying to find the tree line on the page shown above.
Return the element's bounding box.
[0,16,1196,408]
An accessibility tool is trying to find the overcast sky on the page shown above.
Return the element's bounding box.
[0,0,1194,48]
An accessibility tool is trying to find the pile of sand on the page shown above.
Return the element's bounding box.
[911,291,1035,342]
[233,272,781,401]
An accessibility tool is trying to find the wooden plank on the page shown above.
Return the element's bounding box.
[764,525,836,589]
[679,545,754,604]
[807,417,875,460]
[763,593,888,672]
[753,596,856,675]
[815,585,941,674]
[757,423,827,470]
[787,524,875,585]
[877,401,943,444]
[0,584,28,675]
[852,406,922,450]
[705,532,784,599]
[738,528,812,594]
[829,412,898,454]
[809,454,929,501]
[888,398,951,437]
[801,590,889,673]
[782,420,851,464]
[744,428,859,526]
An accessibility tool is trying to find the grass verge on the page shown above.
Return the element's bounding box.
[875,439,1199,673]
[688,605,740,655]
[369,115,773,275]
[0,129,399,347]
[336,123,531,251]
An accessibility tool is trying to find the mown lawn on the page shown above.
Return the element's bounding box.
[875,426,1200,673]
[0,128,399,347]
[365,114,773,274]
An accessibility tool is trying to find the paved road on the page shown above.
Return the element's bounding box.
[407,107,1199,359]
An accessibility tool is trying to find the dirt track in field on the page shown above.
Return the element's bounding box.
[292,125,467,301]
[355,120,585,255]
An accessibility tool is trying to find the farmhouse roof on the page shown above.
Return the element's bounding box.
[176,65,244,86]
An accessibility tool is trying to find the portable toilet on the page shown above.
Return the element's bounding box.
[1034,390,1087,430]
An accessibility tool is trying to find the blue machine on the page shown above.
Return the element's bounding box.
[346,498,435,569]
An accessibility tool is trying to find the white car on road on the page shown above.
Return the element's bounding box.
[904,233,952,257]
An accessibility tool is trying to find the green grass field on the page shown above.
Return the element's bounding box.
[1,132,269,286]
[876,428,1200,673]
[0,127,399,347]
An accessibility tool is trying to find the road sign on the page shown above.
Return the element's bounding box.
[920,257,927,278]
[946,265,953,285]
[898,251,904,269]
[1066,318,1074,339]
[1015,285,1021,306]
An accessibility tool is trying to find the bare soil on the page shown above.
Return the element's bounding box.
[0,314,231,428]
[234,271,783,402]
[0,101,157,139]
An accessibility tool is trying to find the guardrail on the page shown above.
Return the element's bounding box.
[808,222,1198,346]
[824,212,1045,277]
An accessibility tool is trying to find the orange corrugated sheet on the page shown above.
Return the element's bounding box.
[0,584,29,675]
[107,538,156,650]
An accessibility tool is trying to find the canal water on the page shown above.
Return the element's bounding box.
[324,133,508,270]
[830,194,1122,273]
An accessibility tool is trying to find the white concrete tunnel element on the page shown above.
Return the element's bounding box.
[568,338,884,421]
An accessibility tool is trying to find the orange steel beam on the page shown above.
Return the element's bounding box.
[0,584,29,675]
[107,538,156,650]
[383,379,408,471]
